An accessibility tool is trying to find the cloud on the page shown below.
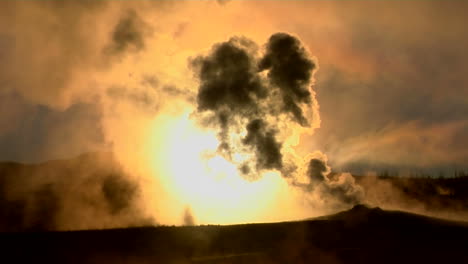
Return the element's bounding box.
[302,153,364,207]
[323,120,468,175]
[0,1,161,109]
[103,9,152,60]
[259,33,317,126]
[0,152,152,232]
[192,36,265,114]
[0,1,109,107]
[102,174,138,215]
[191,36,269,165]
[28,184,61,230]
[0,1,196,228]
[0,92,108,163]
[307,158,329,184]
[2,0,467,226]
[192,33,363,210]
[291,1,468,174]
[192,33,319,176]
[243,119,282,171]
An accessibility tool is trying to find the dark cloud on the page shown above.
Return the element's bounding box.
[191,36,268,164]
[259,33,317,126]
[192,33,317,176]
[0,152,152,232]
[190,32,365,209]
[192,37,265,113]
[104,9,152,58]
[304,157,364,207]
[0,181,61,232]
[0,2,158,109]
[29,184,61,230]
[307,158,328,184]
[102,174,138,215]
[242,119,282,171]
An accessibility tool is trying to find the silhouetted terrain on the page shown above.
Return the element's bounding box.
[1,154,468,263]
[1,205,467,264]
[2,152,467,232]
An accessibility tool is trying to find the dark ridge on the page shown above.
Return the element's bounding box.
[317,204,384,221]
[318,204,468,227]
[1,206,467,264]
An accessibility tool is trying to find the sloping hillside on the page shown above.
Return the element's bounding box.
[1,205,467,264]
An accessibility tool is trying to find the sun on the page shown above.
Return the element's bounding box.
[146,108,295,225]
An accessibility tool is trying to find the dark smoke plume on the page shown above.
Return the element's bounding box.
[193,37,266,114]
[192,33,316,176]
[102,174,138,215]
[192,33,364,208]
[308,158,329,184]
[304,156,364,207]
[259,33,316,126]
[243,119,282,171]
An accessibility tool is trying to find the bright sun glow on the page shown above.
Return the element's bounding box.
[147,108,296,225]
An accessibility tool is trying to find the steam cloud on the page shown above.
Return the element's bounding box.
[2,1,466,230]
[191,34,315,173]
[183,207,196,226]
[259,33,315,126]
[192,33,364,208]
[303,154,364,208]
[103,9,152,60]
[0,153,152,232]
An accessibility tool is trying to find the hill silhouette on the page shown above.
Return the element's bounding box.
[1,205,467,264]
[1,154,468,263]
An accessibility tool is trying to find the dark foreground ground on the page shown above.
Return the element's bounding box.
[1,205,467,264]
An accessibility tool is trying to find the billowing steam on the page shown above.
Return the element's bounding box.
[191,33,364,208]
[2,0,467,232]
[0,153,153,232]
[298,152,364,208]
[191,34,314,174]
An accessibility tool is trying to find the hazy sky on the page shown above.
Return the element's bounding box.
[1,0,467,175]
[2,0,468,229]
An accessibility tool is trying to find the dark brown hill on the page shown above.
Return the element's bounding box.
[1,205,467,264]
